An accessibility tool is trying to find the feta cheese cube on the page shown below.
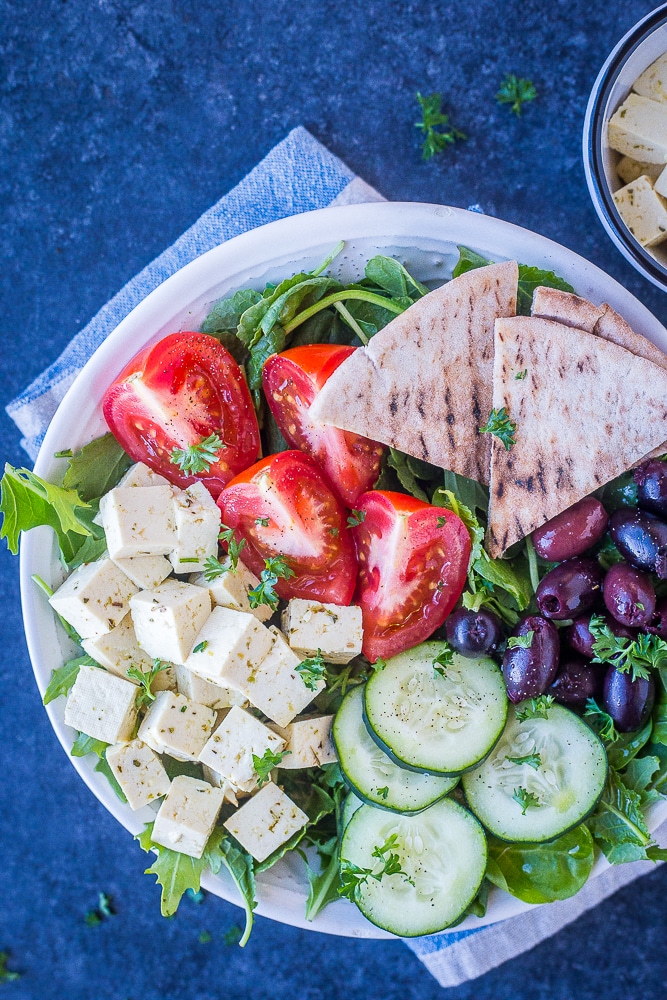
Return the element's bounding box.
[183,606,273,687]
[112,554,172,590]
[169,482,221,573]
[654,164,667,199]
[201,764,241,805]
[83,617,176,689]
[616,155,664,185]
[613,174,667,247]
[152,775,225,858]
[270,715,337,768]
[607,94,667,164]
[223,782,308,863]
[190,558,272,623]
[64,663,138,744]
[105,738,171,810]
[175,664,247,710]
[240,626,323,727]
[138,690,217,761]
[99,485,175,559]
[49,558,138,639]
[198,705,285,791]
[633,52,667,104]
[130,580,211,665]
[118,462,171,488]
[281,599,363,664]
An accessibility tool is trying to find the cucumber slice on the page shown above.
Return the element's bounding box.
[363,643,508,774]
[341,790,364,830]
[341,799,487,936]
[333,685,458,812]
[462,702,607,842]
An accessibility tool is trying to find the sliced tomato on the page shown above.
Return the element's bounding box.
[352,490,471,662]
[218,450,358,604]
[262,345,385,506]
[102,333,260,497]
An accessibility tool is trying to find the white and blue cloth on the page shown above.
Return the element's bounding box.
[6,125,664,988]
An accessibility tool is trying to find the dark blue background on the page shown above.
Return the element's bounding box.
[2,2,667,998]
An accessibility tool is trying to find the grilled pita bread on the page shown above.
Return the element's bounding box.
[531,286,604,333]
[486,316,667,557]
[309,260,518,484]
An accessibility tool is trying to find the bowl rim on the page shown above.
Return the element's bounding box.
[583,3,667,289]
[19,199,667,938]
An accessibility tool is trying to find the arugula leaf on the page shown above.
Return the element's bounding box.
[61,433,134,502]
[451,247,574,315]
[606,719,652,771]
[479,407,517,450]
[170,432,225,475]
[43,654,94,704]
[252,747,291,786]
[589,614,667,680]
[208,832,257,947]
[364,256,429,298]
[496,74,537,116]
[452,246,491,278]
[587,770,653,864]
[137,822,211,918]
[71,732,109,758]
[0,463,92,559]
[622,754,664,809]
[201,288,263,341]
[414,91,465,160]
[94,753,127,803]
[584,697,620,744]
[305,837,341,921]
[486,825,594,904]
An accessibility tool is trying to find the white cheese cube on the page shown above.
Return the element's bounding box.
[105,738,171,810]
[223,782,308,863]
[270,715,337,768]
[83,616,175,689]
[118,462,171,488]
[138,690,216,761]
[175,664,247,710]
[99,485,175,559]
[130,580,211,665]
[183,606,274,687]
[201,764,242,806]
[240,626,323,727]
[633,52,667,104]
[152,775,225,858]
[607,94,667,164]
[64,663,138,744]
[281,599,363,664]
[190,558,272,623]
[198,705,285,791]
[49,558,138,639]
[112,554,172,590]
[616,155,664,185]
[654,164,667,199]
[613,174,667,247]
[169,482,221,573]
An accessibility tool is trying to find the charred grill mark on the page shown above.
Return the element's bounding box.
[416,388,425,419]
[448,430,455,448]
[471,387,482,422]
[446,412,455,425]
[389,393,398,416]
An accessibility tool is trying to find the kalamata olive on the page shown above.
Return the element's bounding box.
[603,563,656,627]
[502,614,560,703]
[634,458,667,518]
[548,656,604,706]
[645,596,667,639]
[609,507,667,579]
[445,607,502,657]
[532,497,609,561]
[565,612,635,658]
[535,557,604,621]
[603,667,655,732]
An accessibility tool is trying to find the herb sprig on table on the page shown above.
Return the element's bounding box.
[414,91,466,160]
[496,74,537,116]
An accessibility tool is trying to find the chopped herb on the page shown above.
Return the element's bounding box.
[295,650,327,691]
[346,509,366,527]
[496,74,537,116]
[377,786,389,800]
[54,448,73,458]
[436,515,447,527]
[180,704,188,713]
[203,554,230,581]
[372,658,387,672]
[198,930,212,944]
[252,747,291,786]
[223,924,243,946]
[170,432,225,475]
[85,892,115,926]
[588,614,667,681]
[255,517,270,527]
[432,642,455,677]
[127,659,170,710]
[506,751,542,770]
[479,407,517,450]
[513,786,541,814]
[248,556,296,611]
[329,527,339,537]
[0,951,20,982]
[218,525,247,570]
[415,91,466,161]
[516,694,554,722]
[507,630,534,650]
[193,641,209,654]
[515,368,528,380]
[339,834,414,900]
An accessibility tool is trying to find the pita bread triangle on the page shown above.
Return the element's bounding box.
[309,260,518,485]
[486,315,667,558]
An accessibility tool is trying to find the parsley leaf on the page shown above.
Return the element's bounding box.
[295,650,327,691]
[506,751,542,770]
[513,786,541,814]
[218,525,246,570]
[377,786,389,800]
[507,631,534,650]
[170,432,225,475]
[247,556,295,611]
[346,509,366,528]
[516,695,554,722]
[415,91,466,160]
[480,407,517,450]
[432,642,455,677]
[339,834,414,900]
[0,951,20,983]
[588,614,667,681]
[202,554,230,581]
[85,892,115,926]
[496,74,537,116]
[252,747,291,786]
[127,659,170,709]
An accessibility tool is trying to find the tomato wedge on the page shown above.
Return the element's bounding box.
[102,333,260,497]
[217,450,358,605]
[262,345,385,506]
[352,490,471,661]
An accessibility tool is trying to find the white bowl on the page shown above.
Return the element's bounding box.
[583,4,667,289]
[20,200,667,938]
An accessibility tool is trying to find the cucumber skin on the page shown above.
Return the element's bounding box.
[337,767,458,816]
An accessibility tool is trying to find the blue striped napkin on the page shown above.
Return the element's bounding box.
[6,125,664,987]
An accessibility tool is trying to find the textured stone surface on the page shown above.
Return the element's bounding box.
[3,1,667,997]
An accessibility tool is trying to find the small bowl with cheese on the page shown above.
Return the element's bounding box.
[584,4,667,289]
